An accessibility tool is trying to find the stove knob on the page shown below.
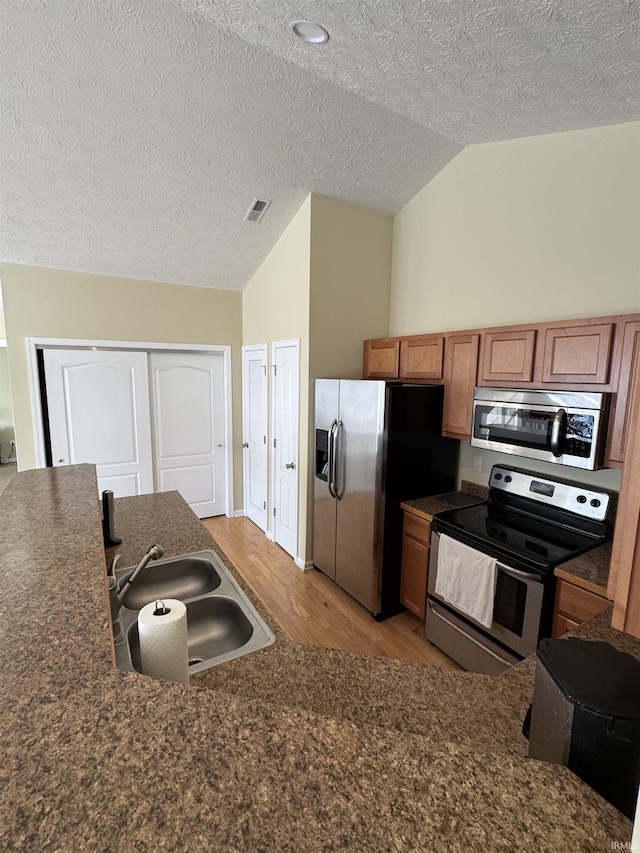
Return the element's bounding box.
[494,473,503,480]
[576,495,587,504]
[590,498,601,508]
[504,475,512,483]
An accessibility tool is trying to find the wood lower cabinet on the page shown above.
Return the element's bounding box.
[400,511,432,620]
[542,322,613,385]
[399,335,444,380]
[480,329,536,384]
[363,338,400,379]
[552,577,609,638]
[442,333,480,439]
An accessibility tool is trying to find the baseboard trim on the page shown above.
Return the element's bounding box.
[295,557,313,571]
[233,509,245,518]
[265,530,274,541]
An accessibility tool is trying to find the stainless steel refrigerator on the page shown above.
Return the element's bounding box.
[313,380,459,618]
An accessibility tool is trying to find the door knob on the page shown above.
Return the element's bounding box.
[285,462,296,469]
[58,458,65,463]
[242,442,249,448]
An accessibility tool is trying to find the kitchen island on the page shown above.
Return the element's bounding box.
[0,465,633,851]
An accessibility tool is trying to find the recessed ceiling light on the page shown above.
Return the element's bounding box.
[291,21,329,44]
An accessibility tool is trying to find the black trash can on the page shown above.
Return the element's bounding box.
[528,637,640,819]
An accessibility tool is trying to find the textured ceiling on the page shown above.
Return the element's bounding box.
[1,0,638,290]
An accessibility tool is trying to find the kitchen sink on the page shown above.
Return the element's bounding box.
[127,596,254,674]
[116,555,222,611]
[113,549,275,677]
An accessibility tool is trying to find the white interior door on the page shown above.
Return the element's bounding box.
[150,352,227,519]
[271,340,299,559]
[43,348,153,497]
[242,344,268,532]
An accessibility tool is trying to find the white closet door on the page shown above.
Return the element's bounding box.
[150,352,226,519]
[242,345,268,532]
[272,340,299,559]
[43,349,154,497]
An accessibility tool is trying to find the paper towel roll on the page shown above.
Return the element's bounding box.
[138,598,189,685]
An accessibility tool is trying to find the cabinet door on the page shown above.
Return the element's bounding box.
[363,338,400,379]
[400,533,429,619]
[399,335,444,380]
[480,329,536,384]
[443,334,480,439]
[542,323,613,385]
[607,320,640,464]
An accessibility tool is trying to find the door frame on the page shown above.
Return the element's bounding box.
[27,337,234,517]
[241,343,268,532]
[270,338,300,564]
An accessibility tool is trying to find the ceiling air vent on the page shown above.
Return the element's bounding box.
[244,198,271,223]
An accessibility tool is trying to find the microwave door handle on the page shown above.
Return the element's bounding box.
[327,420,337,499]
[550,408,567,457]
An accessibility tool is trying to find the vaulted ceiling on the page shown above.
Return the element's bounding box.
[1,0,638,290]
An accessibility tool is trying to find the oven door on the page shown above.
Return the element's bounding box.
[427,531,546,660]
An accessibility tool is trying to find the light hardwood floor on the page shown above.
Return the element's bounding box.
[202,515,460,668]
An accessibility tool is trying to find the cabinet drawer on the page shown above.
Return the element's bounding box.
[403,512,432,545]
[555,579,609,623]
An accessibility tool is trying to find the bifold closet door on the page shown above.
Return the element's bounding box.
[43,349,154,497]
[149,352,227,519]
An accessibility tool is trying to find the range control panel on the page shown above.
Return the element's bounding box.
[489,465,611,522]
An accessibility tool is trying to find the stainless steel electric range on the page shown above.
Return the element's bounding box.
[426,465,616,675]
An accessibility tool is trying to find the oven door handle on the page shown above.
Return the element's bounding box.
[496,563,543,583]
[550,408,567,457]
[427,600,515,666]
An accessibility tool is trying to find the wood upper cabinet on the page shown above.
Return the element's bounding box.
[607,320,640,465]
[480,329,536,384]
[400,511,432,620]
[442,333,480,439]
[541,322,613,385]
[363,338,400,379]
[399,335,444,380]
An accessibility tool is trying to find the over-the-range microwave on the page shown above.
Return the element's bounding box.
[470,388,610,470]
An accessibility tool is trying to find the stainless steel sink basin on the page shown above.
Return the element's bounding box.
[116,555,221,611]
[113,549,275,676]
[127,596,254,674]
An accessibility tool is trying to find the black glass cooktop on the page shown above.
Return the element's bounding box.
[433,501,603,573]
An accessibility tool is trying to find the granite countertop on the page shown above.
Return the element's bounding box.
[0,465,633,851]
[401,481,489,521]
[555,542,612,596]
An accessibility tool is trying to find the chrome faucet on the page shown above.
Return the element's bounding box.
[117,544,164,606]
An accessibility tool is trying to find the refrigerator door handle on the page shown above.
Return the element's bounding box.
[334,420,344,501]
[327,419,338,499]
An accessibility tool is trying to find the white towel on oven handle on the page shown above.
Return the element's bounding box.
[434,534,497,629]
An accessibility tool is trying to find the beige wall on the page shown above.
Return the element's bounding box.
[390,122,640,335]
[243,194,394,563]
[0,264,243,503]
[309,194,392,379]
